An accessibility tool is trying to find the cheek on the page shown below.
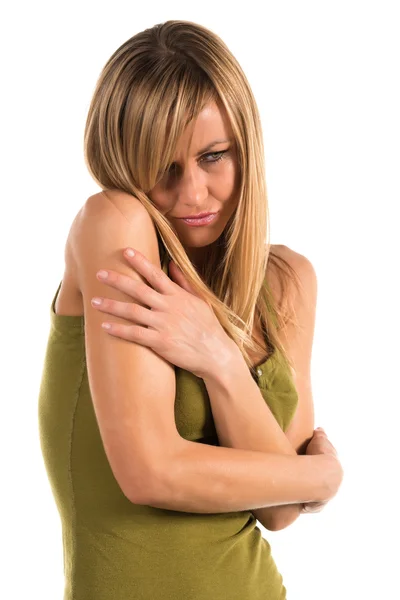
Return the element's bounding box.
[219,161,238,190]
[148,191,172,215]
[213,164,239,200]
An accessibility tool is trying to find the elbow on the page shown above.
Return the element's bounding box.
[261,514,285,531]
[127,463,176,506]
[124,476,154,505]
[128,440,183,506]
[264,508,302,531]
[128,472,168,506]
[119,464,163,506]
[255,513,286,532]
[266,519,290,532]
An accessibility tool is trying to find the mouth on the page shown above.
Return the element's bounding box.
[180,213,218,227]
[179,211,216,219]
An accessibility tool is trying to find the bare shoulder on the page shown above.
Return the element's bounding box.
[69,190,153,266]
[74,189,150,231]
[56,190,154,315]
[269,244,315,274]
[266,244,317,307]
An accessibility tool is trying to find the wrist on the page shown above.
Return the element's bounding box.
[202,341,245,385]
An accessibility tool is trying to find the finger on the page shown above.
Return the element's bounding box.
[91,297,161,329]
[96,269,163,311]
[123,247,174,294]
[100,321,159,347]
[301,500,326,514]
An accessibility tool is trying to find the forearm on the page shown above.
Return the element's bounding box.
[144,440,332,514]
[202,353,302,530]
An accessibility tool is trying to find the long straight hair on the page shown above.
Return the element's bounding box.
[84,20,302,373]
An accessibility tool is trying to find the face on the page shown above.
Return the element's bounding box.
[148,100,240,270]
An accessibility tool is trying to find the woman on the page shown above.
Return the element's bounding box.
[38,20,343,600]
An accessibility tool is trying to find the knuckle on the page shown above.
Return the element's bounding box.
[136,281,147,294]
[114,272,124,284]
[153,267,164,280]
[135,325,146,339]
[110,299,119,311]
[129,302,139,315]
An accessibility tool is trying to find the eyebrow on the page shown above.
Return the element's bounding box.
[196,139,232,155]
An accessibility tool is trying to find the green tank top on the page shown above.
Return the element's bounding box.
[38,244,298,600]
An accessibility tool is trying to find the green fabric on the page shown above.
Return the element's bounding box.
[38,248,298,600]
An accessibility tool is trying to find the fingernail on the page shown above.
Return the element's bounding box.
[97,270,108,279]
[125,248,135,257]
[91,297,102,305]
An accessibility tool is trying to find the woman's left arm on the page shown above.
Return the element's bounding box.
[254,248,319,529]
[207,247,318,531]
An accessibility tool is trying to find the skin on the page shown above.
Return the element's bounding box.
[147,99,241,272]
[87,245,339,524]
[56,99,272,366]
[54,102,337,522]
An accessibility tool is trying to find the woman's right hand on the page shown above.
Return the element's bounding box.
[305,426,339,459]
[301,427,344,513]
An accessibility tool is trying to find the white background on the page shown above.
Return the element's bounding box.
[1,1,399,598]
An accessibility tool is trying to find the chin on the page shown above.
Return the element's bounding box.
[182,227,225,245]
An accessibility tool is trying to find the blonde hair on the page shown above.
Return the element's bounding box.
[84,19,302,374]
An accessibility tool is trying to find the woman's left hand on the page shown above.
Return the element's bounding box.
[300,499,329,514]
[300,427,337,514]
[91,247,239,380]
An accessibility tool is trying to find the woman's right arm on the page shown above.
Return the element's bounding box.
[72,191,339,513]
[153,441,337,513]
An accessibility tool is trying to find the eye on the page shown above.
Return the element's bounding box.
[163,150,228,180]
[201,150,227,164]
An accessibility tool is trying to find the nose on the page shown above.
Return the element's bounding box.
[174,164,208,205]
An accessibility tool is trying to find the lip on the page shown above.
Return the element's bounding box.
[178,211,216,219]
[180,212,218,227]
